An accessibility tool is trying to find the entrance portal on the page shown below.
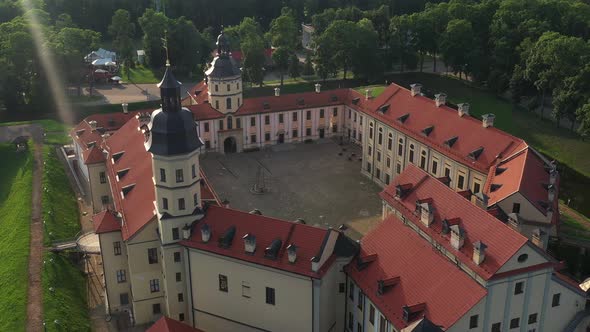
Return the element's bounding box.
[223,137,237,153]
[319,128,325,139]
[278,133,285,144]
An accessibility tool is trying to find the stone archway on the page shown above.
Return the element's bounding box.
[223,136,237,153]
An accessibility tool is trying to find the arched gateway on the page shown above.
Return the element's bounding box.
[223,136,237,153]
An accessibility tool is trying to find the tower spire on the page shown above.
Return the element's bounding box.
[162,30,170,67]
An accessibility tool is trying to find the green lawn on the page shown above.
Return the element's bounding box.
[354,85,386,98]
[42,146,80,245]
[0,119,69,132]
[42,252,90,332]
[123,65,159,84]
[0,143,33,331]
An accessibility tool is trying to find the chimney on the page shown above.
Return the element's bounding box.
[137,112,151,127]
[200,224,211,243]
[458,103,470,117]
[546,207,553,222]
[274,87,280,97]
[182,224,192,240]
[89,120,98,130]
[548,185,555,202]
[287,244,297,263]
[507,213,521,231]
[242,233,256,254]
[315,83,321,93]
[471,192,489,209]
[482,114,495,128]
[450,225,465,250]
[472,241,487,265]
[418,202,434,227]
[410,83,422,97]
[435,93,447,107]
[377,276,400,295]
[122,102,129,114]
[532,228,546,249]
[365,89,372,100]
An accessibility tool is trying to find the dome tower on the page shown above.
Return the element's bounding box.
[205,31,243,113]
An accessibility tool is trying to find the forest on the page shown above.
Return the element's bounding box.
[0,0,589,136]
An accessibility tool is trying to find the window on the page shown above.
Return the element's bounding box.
[348,109,351,119]
[192,164,197,178]
[473,182,481,194]
[339,283,345,293]
[148,248,158,264]
[205,140,211,149]
[178,293,184,302]
[368,146,372,156]
[510,318,519,329]
[492,323,501,332]
[293,112,298,121]
[120,293,129,305]
[360,116,363,125]
[204,122,210,132]
[265,133,271,141]
[333,125,338,133]
[172,228,179,240]
[236,118,241,128]
[176,169,184,183]
[242,282,251,298]
[193,193,198,206]
[237,83,240,90]
[162,198,168,210]
[178,198,185,210]
[387,134,393,150]
[250,117,256,127]
[357,290,363,310]
[218,120,223,130]
[250,135,257,143]
[113,241,121,255]
[152,303,161,314]
[349,283,354,300]
[348,312,354,330]
[101,195,109,205]
[366,162,372,172]
[226,97,232,109]
[518,254,529,262]
[552,293,561,307]
[377,151,381,162]
[333,108,338,116]
[292,129,298,138]
[116,269,126,283]
[515,281,524,294]
[469,315,478,329]
[176,272,182,282]
[227,116,233,129]
[219,274,228,292]
[354,113,357,122]
[378,128,383,145]
[306,128,312,136]
[513,203,521,214]
[99,172,107,183]
[179,313,185,321]
[420,151,427,169]
[458,174,465,189]
[369,304,375,325]
[227,84,230,91]
[306,111,311,120]
[320,109,325,118]
[386,157,391,168]
[528,313,538,324]
[266,287,276,305]
[385,174,391,185]
[432,160,438,175]
[265,115,270,125]
[444,167,451,178]
[149,279,160,293]
[215,84,218,92]
[357,323,362,332]
[376,168,381,179]
[279,114,284,123]
[396,163,401,174]
[215,100,219,109]
[409,144,415,162]
[369,124,374,139]
[160,168,166,182]
[174,251,181,262]
[398,139,403,156]
[379,315,386,332]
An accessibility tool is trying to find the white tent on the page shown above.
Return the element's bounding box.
[92,58,117,67]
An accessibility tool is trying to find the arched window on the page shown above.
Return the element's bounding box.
[215,84,219,92]
[237,82,240,90]
[388,133,393,150]
[378,128,383,145]
[420,150,427,169]
[398,138,403,156]
[227,116,233,129]
[369,122,374,139]
[226,97,232,109]
[227,84,231,91]
[215,100,219,110]
[409,144,415,163]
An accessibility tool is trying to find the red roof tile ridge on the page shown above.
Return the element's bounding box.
[210,205,327,232]
[199,169,222,205]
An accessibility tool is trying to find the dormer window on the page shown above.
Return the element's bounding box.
[468,147,484,161]
[112,151,124,162]
[490,184,502,192]
[377,276,400,295]
[352,97,360,105]
[378,104,390,114]
[402,303,426,323]
[331,95,338,102]
[397,113,409,124]
[218,226,236,248]
[122,184,135,197]
[297,98,304,106]
[421,126,434,136]
[116,169,129,180]
[263,102,270,110]
[264,239,282,260]
[444,136,458,148]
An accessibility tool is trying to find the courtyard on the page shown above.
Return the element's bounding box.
[200,140,383,239]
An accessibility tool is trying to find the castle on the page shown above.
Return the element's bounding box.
[70,32,587,331]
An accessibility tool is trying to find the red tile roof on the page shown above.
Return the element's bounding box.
[187,103,225,120]
[236,89,349,116]
[347,84,527,173]
[381,165,528,280]
[83,145,105,164]
[92,210,121,234]
[181,205,336,278]
[485,147,558,224]
[183,81,211,105]
[147,316,204,332]
[346,216,487,330]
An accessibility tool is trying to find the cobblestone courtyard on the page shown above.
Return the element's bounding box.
[200,140,383,238]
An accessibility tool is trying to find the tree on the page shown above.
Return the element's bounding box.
[55,13,75,30]
[523,31,589,117]
[288,53,300,80]
[52,27,101,83]
[267,9,299,50]
[303,51,314,76]
[351,18,382,81]
[577,101,590,138]
[169,17,209,76]
[138,8,169,67]
[440,19,475,79]
[553,64,590,130]
[108,9,135,71]
[272,46,290,86]
[241,34,265,87]
[389,15,416,72]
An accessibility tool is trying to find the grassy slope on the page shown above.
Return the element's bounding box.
[42,146,80,244]
[0,144,33,331]
[123,65,159,84]
[42,252,90,332]
[0,119,69,132]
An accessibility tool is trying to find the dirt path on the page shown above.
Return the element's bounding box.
[26,135,44,332]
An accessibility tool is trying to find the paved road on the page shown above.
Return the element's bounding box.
[0,124,43,143]
[79,82,196,105]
